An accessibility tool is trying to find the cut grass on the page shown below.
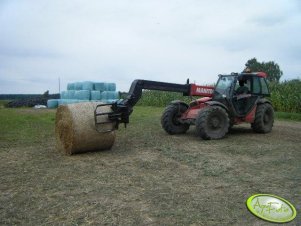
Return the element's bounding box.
[0,105,300,225]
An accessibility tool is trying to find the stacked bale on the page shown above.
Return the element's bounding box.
[91,91,101,100]
[47,80,119,108]
[67,83,75,90]
[55,102,116,154]
[47,99,59,108]
[82,81,94,91]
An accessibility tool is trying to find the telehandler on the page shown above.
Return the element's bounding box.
[95,71,274,140]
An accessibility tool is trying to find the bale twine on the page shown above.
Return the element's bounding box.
[55,102,116,154]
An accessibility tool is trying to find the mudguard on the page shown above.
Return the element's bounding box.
[205,101,229,112]
[257,98,272,105]
[170,100,189,109]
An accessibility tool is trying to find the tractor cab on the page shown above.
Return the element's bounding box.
[213,72,270,116]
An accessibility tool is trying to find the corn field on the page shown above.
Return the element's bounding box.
[132,79,301,113]
[269,80,301,113]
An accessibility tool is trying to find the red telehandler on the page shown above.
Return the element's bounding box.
[94,71,274,140]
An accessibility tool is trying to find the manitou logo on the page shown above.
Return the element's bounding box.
[196,87,214,94]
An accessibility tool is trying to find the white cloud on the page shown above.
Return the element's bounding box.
[0,0,300,93]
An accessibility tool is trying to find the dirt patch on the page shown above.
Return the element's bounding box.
[0,107,300,225]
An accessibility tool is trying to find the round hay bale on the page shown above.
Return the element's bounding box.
[47,99,59,108]
[67,83,75,90]
[66,90,76,99]
[101,91,119,100]
[75,82,83,90]
[94,82,106,92]
[91,90,101,100]
[58,99,79,105]
[55,102,116,154]
[75,90,91,100]
[60,91,67,99]
[104,99,118,104]
[82,81,94,91]
[106,83,116,91]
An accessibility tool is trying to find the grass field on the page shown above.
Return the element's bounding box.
[0,105,300,225]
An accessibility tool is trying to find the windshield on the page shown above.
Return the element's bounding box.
[215,76,235,97]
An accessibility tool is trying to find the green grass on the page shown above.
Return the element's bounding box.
[0,108,56,147]
[275,111,301,121]
[0,105,300,225]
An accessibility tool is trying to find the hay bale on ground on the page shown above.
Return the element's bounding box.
[55,102,116,155]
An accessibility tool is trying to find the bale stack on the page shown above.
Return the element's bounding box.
[47,81,119,108]
[55,102,116,154]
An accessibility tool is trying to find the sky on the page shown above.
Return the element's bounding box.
[0,0,300,94]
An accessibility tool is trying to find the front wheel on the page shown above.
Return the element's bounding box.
[196,106,229,140]
[161,104,190,135]
[251,103,274,133]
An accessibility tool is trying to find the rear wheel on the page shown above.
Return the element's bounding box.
[161,104,189,134]
[252,103,274,133]
[196,106,229,140]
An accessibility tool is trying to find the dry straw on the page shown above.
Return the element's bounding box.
[55,102,116,155]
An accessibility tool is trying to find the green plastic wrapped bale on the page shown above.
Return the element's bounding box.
[66,90,76,99]
[75,90,91,100]
[67,83,75,90]
[47,99,59,108]
[105,83,116,91]
[100,91,119,100]
[103,99,119,104]
[60,91,68,99]
[75,82,83,90]
[82,81,94,91]
[91,91,101,100]
[58,99,79,105]
[94,82,106,92]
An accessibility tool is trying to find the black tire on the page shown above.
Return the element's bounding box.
[161,104,190,135]
[251,103,274,133]
[196,106,229,140]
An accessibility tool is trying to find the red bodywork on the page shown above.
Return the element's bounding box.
[180,84,215,120]
[181,97,257,124]
[189,84,214,97]
[180,73,266,125]
[181,97,212,120]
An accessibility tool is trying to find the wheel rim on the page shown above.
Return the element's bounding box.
[172,113,181,125]
[208,114,223,130]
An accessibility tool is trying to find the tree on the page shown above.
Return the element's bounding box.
[244,58,283,83]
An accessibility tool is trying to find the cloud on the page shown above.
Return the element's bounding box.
[0,0,300,93]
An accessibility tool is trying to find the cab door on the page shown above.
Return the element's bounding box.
[232,76,259,116]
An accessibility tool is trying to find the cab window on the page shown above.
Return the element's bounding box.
[260,78,269,95]
[253,77,261,94]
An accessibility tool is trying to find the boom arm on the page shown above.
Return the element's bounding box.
[94,79,214,130]
[120,79,190,108]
